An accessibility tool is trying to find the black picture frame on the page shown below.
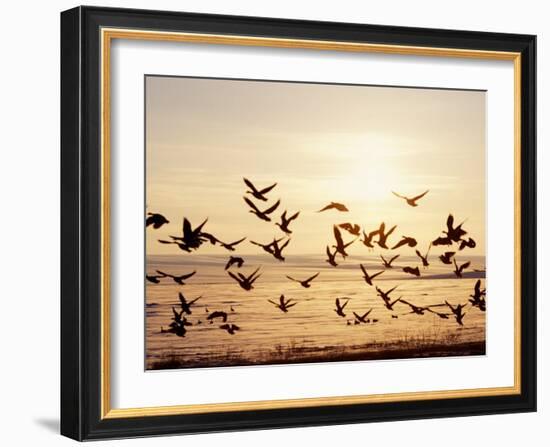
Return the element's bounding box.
[61,5,536,441]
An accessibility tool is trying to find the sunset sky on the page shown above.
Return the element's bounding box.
[145,76,486,256]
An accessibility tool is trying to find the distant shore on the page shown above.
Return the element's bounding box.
[148,339,485,371]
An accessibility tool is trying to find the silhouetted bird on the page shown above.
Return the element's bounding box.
[325,246,338,267]
[375,222,397,249]
[433,214,467,246]
[161,307,192,337]
[317,202,349,213]
[381,254,400,268]
[332,225,356,258]
[220,323,240,335]
[415,244,432,267]
[334,298,351,317]
[165,217,210,251]
[225,256,244,270]
[243,177,277,201]
[399,299,429,315]
[361,228,380,249]
[338,222,361,236]
[207,310,228,323]
[392,236,418,250]
[392,190,429,207]
[402,266,420,277]
[243,197,281,222]
[376,286,401,310]
[268,294,297,312]
[218,237,247,251]
[359,264,384,286]
[227,267,262,290]
[156,270,196,285]
[146,272,166,283]
[445,301,467,325]
[459,237,476,251]
[439,251,456,265]
[276,210,300,234]
[469,279,486,311]
[178,292,201,315]
[453,259,471,278]
[353,309,373,324]
[286,272,320,288]
[271,237,291,262]
[250,238,283,255]
[146,212,169,229]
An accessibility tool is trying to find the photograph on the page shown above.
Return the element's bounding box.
[144,76,487,370]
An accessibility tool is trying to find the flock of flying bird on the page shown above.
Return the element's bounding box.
[146,178,486,339]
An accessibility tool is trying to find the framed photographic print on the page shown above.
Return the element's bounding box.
[60,6,536,441]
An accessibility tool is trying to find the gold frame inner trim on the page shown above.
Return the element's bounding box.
[100,27,522,420]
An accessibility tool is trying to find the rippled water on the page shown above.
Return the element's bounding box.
[145,253,486,370]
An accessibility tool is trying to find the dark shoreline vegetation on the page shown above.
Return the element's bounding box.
[147,338,486,371]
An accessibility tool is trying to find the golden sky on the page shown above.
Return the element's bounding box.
[146,76,485,256]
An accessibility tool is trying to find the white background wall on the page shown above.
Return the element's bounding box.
[0,0,546,445]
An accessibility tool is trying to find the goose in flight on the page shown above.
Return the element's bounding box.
[286,272,320,288]
[392,190,429,207]
[338,222,361,236]
[332,225,357,258]
[220,323,240,335]
[353,309,373,324]
[469,279,486,311]
[161,307,192,337]
[243,197,281,222]
[334,297,351,317]
[359,264,384,286]
[392,236,418,250]
[361,228,380,249]
[376,286,401,310]
[445,301,467,326]
[399,299,431,315]
[402,266,421,277]
[146,212,169,229]
[207,310,228,323]
[227,267,262,290]
[218,237,247,251]
[276,210,300,234]
[325,246,338,267]
[271,237,291,262]
[375,222,397,249]
[243,177,277,201]
[225,256,244,270]
[459,237,476,251]
[156,270,196,285]
[268,294,297,312]
[415,244,432,267]
[381,254,400,268]
[453,259,471,278]
[146,272,166,284]
[178,292,201,315]
[317,202,349,213]
[165,217,210,251]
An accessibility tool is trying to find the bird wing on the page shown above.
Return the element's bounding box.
[182,218,193,239]
[392,191,406,200]
[228,237,246,247]
[399,299,413,307]
[446,214,455,232]
[155,270,169,277]
[371,270,384,280]
[288,211,300,221]
[386,225,397,238]
[243,196,261,212]
[392,239,407,250]
[317,203,332,212]
[188,296,201,306]
[411,190,429,201]
[279,238,291,251]
[220,324,230,330]
[352,312,361,320]
[231,324,240,331]
[334,202,349,211]
[333,225,344,247]
[263,199,281,215]
[243,177,259,193]
[179,270,196,280]
[460,261,471,271]
[390,254,400,263]
[267,299,279,306]
[432,236,452,246]
[306,272,320,282]
[359,264,368,276]
[259,182,277,195]
[194,218,209,234]
[224,259,232,270]
[286,275,298,282]
[286,302,298,309]
[227,271,240,282]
